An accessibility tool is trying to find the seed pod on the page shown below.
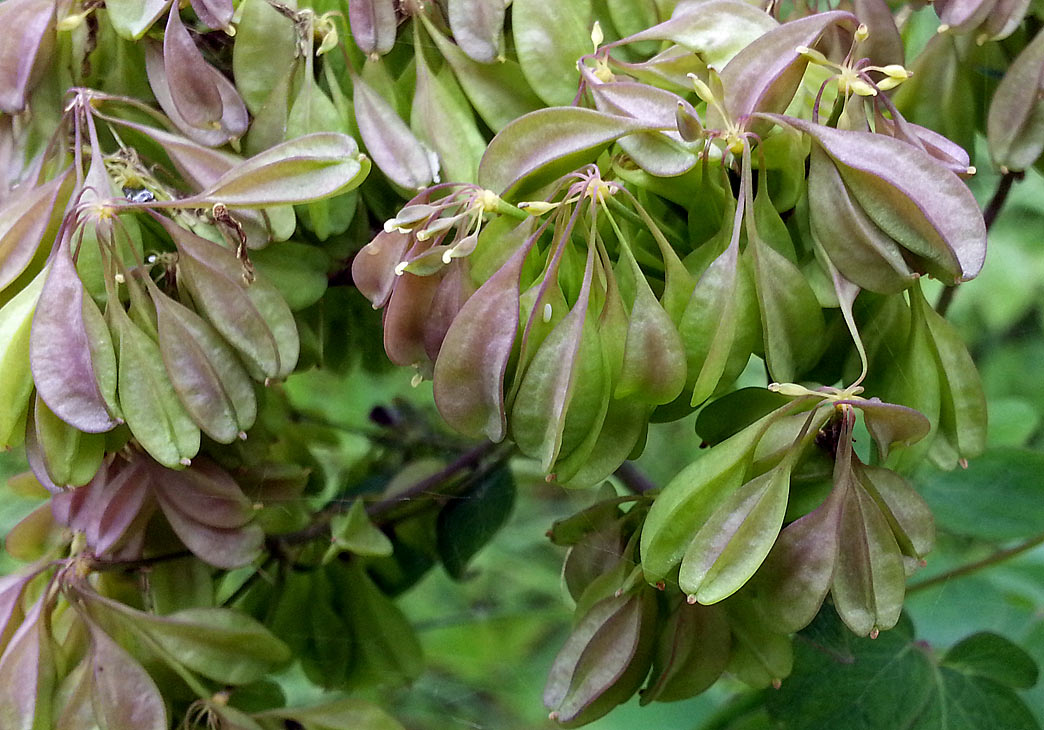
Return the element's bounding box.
[511,244,596,471]
[640,415,767,584]
[0,597,57,730]
[28,394,105,488]
[679,197,745,406]
[831,471,906,637]
[935,0,997,35]
[749,186,825,382]
[0,170,71,294]
[447,0,505,63]
[152,287,258,444]
[145,10,249,147]
[30,235,119,434]
[678,457,794,604]
[641,599,730,704]
[0,0,56,114]
[544,590,659,727]
[783,115,987,286]
[412,37,486,184]
[233,0,299,114]
[988,27,1044,173]
[157,215,299,380]
[348,0,397,57]
[0,266,46,448]
[725,596,793,689]
[433,230,535,441]
[109,298,201,469]
[746,439,848,634]
[354,70,438,191]
[190,0,233,30]
[854,462,935,560]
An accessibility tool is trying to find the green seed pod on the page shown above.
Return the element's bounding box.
[640,599,730,704]
[544,589,659,727]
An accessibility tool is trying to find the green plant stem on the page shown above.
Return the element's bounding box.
[937,170,1021,317]
[907,532,1044,594]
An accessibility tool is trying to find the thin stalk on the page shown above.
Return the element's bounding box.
[937,170,1021,316]
[908,532,1044,594]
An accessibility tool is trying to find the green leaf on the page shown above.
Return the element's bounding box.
[917,448,1044,541]
[327,499,393,559]
[436,465,515,579]
[769,612,1042,730]
[943,633,1040,689]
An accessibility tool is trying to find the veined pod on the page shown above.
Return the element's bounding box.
[30,235,120,435]
[109,298,201,469]
[678,455,795,604]
[0,266,47,448]
[151,286,258,444]
[640,599,730,704]
[987,27,1044,173]
[155,215,299,381]
[348,0,397,57]
[640,413,771,584]
[544,589,659,727]
[28,394,105,488]
[0,0,55,114]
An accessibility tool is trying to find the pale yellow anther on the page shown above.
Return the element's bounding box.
[877,64,911,79]
[854,24,869,42]
[586,177,613,202]
[795,45,829,65]
[57,10,90,31]
[591,21,604,52]
[542,303,553,322]
[394,260,409,276]
[937,23,951,33]
[850,78,878,96]
[518,200,559,215]
[688,74,717,106]
[410,372,424,388]
[966,166,977,175]
[769,382,820,398]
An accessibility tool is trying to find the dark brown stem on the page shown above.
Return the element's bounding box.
[614,461,657,494]
[907,532,1044,594]
[272,440,502,547]
[937,170,1021,317]
[88,550,193,572]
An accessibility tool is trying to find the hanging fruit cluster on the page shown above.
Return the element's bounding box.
[0,0,1037,725]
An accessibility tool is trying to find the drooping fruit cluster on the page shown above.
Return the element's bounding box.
[0,0,1038,725]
